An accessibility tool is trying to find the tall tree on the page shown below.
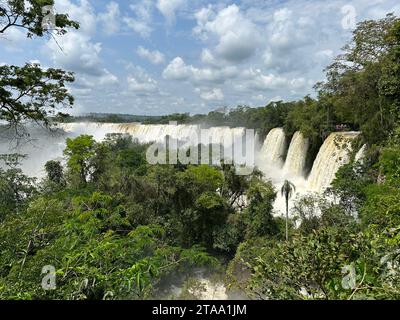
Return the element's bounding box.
[0,0,79,135]
[44,160,64,184]
[245,177,278,239]
[281,180,296,241]
[64,135,96,185]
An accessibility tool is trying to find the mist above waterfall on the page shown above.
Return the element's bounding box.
[0,126,67,177]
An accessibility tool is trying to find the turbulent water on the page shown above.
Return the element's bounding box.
[307,132,359,192]
[252,129,359,216]
[1,123,364,216]
[283,132,309,177]
[259,128,287,168]
[355,144,367,164]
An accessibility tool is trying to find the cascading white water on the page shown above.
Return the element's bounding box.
[283,131,309,178]
[307,132,359,192]
[59,123,248,146]
[58,122,123,141]
[258,128,287,170]
[116,123,201,144]
[354,144,367,163]
[256,128,296,216]
[60,123,255,168]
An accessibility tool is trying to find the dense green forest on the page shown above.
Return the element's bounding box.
[1,1,400,300]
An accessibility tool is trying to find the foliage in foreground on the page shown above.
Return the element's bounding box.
[0,133,278,299]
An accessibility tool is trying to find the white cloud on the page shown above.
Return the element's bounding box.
[67,69,117,99]
[28,59,41,66]
[269,8,297,49]
[45,25,118,87]
[239,68,307,92]
[47,0,100,76]
[156,0,185,24]
[98,69,119,85]
[0,27,27,52]
[193,66,238,84]
[197,88,224,101]
[252,94,268,102]
[127,67,159,94]
[241,70,287,91]
[316,49,334,60]
[47,33,103,76]
[163,57,238,84]
[98,1,121,35]
[54,0,96,35]
[3,0,397,116]
[124,0,153,38]
[162,57,192,80]
[272,9,313,48]
[194,4,261,63]
[317,49,334,57]
[201,49,219,66]
[69,87,93,96]
[137,46,165,64]
[124,18,152,38]
[128,76,158,93]
[260,8,318,73]
[46,1,118,88]
[193,5,215,40]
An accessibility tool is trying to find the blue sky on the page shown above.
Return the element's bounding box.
[1,0,400,116]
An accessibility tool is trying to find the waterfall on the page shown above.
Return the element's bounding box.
[117,123,200,144]
[58,122,124,141]
[283,131,309,177]
[269,131,308,217]
[259,128,287,169]
[5,123,360,201]
[59,123,248,146]
[307,132,359,192]
[354,144,367,163]
[59,122,255,170]
[256,128,291,216]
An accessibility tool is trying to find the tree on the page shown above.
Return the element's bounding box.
[232,228,370,300]
[64,135,96,185]
[0,154,36,219]
[0,192,218,300]
[44,160,64,184]
[174,165,226,248]
[316,14,400,145]
[0,64,75,134]
[0,0,79,36]
[379,19,400,123]
[281,180,296,241]
[220,164,252,209]
[245,177,278,239]
[194,192,228,248]
[0,0,79,134]
[175,165,224,212]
